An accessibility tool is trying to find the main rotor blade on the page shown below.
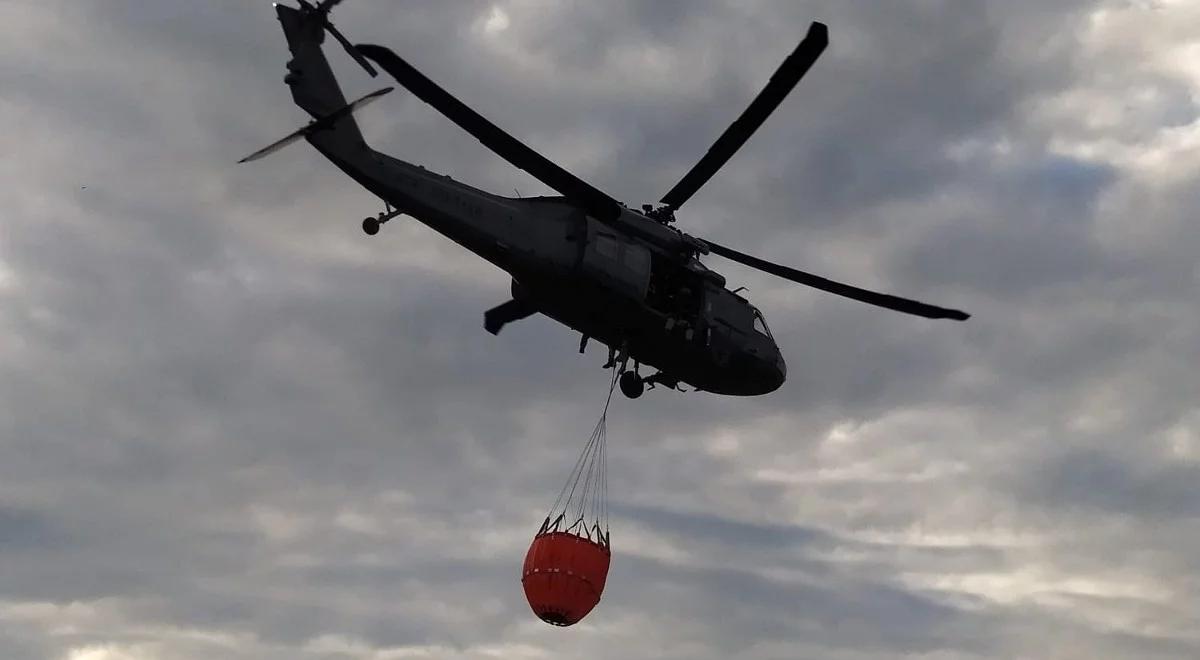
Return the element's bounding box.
[660,22,828,211]
[702,238,969,321]
[357,43,625,223]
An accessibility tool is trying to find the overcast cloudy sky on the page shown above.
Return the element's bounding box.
[2,1,1198,658]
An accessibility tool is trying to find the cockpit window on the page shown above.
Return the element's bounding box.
[752,309,772,338]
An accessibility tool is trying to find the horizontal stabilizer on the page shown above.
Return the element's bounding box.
[237,86,393,163]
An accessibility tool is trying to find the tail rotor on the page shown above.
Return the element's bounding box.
[298,0,378,77]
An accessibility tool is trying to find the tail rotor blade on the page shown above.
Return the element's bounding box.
[702,238,969,321]
[302,0,377,77]
[325,21,378,77]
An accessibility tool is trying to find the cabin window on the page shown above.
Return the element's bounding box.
[623,245,649,273]
[595,234,619,259]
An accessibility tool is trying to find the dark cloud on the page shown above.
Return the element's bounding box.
[0,506,64,551]
[1,0,1198,659]
[1026,447,1200,518]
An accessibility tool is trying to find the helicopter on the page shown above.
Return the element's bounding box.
[241,1,969,400]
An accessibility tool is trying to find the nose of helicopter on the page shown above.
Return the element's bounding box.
[765,349,786,392]
[703,349,786,396]
[741,350,787,395]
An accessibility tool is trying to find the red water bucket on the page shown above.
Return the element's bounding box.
[521,530,611,626]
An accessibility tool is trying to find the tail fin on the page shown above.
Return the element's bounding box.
[275,4,368,148]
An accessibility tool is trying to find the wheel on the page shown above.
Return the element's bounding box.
[362,217,380,235]
[619,370,644,399]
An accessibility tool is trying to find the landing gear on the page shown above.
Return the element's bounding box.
[362,201,403,236]
[644,371,681,392]
[619,370,644,399]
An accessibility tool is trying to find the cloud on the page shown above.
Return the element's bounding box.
[0,1,1198,659]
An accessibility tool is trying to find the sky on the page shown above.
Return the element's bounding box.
[1,1,1198,658]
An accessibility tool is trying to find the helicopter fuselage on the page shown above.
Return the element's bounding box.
[274,3,785,396]
[330,145,785,396]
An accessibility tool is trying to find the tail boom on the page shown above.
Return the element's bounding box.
[275,3,368,149]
